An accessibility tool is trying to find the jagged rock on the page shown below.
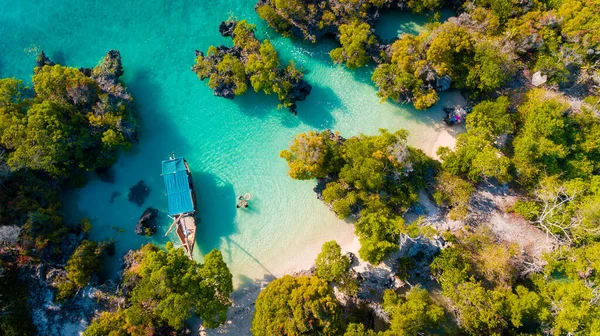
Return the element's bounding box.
[35,51,55,70]
[291,79,312,102]
[118,118,138,143]
[214,82,236,99]
[219,20,237,37]
[532,71,548,86]
[128,180,150,206]
[346,252,359,268]
[92,50,124,86]
[79,67,93,76]
[135,207,158,236]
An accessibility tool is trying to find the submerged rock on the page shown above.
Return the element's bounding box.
[128,180,150,206]
[109,191,121,204]
[135,207,158,236]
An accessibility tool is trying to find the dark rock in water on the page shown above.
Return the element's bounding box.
[109,191,121,204]
[35,51,55,70]
[288,79,312,114]
[96,167,115,183]
[135,207,158,236]
[128,180,150,206]
[219,20,237,37]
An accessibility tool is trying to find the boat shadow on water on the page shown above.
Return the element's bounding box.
[193,171,238,255]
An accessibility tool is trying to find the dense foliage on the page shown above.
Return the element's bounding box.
[255,0,386,43]
[257,0,600,111]
[192,20,311,114]
[382,286,445,335]
[0,51,137,335]
[84,243,233,334]
[427,229,600,335]
[0,51,136,180]
[330,22,377,69]
[0,262,36,336]
[251,275,343,336]
[282,129,435,264]
[55,240,102,301]
[315,240,357,295]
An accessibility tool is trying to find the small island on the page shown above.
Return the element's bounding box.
[192,20,312,114]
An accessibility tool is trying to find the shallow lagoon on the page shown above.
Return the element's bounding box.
[0,1,462,285]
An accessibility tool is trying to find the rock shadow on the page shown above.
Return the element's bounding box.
[233,82,340,130]
[194,172,237,254]
[294,84,341,129]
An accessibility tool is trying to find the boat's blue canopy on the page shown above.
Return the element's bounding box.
[161,157,194,216]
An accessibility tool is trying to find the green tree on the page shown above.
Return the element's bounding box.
[280,130,341,179]
[315,240,357,295]
[344,323,380,336]
[330,22,376,69]
[356,209,404,264]
[371,34,439,110]
[33,64,98,105]
[315,240,350,282]
[433,171,475,220]
[65,240,100,287]
[251,275,343,336]
[85,243,233,333]
[382,286,445,336]
[512,90,569,186]
[408,0,442,13]
[466,43,513,93]
[427,23,475,88]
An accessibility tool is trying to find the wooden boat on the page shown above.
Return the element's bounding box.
[161,154,197,259]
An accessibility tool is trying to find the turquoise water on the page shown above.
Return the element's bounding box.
[1,1,460,285]
[375,7,455,42]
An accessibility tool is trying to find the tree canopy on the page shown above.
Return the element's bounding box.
[84,243,233,334]
[282,129,435,264]
[251,275,343,336]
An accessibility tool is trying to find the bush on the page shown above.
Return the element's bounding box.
[252,275,343,335]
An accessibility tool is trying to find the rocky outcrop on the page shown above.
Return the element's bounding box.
[128,180,150,206]
[35,51,55,71]
[135,207,158,236]
[288,80,312,115]
[219,20,236,37]
[192,20,312,114]
[34,50,138,143]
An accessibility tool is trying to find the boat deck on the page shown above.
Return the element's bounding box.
[175,214,196,259]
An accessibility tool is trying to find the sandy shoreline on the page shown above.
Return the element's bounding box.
[202,125,462,335]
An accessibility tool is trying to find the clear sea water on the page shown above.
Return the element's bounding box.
[1,1,459,285]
